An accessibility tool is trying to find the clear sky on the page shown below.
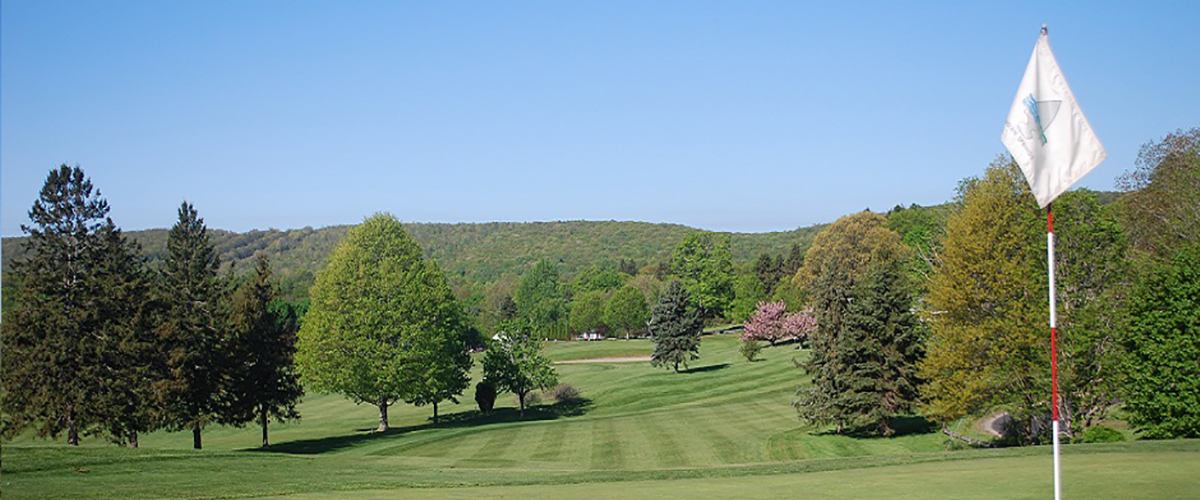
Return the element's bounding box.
[3,1,1198,236]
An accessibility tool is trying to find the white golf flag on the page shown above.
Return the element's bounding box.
[1001,31,1106,208]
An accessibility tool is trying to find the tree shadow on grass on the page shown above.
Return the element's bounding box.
[812,416,938,439]
[250,398,593,455]
[681,363,731,374]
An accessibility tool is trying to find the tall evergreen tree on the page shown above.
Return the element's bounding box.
[793,211,909,434]
[90,222,161,447]
[648,281,703,372]
[2,165,120,445]
[813,261,922,436]
[222,254,304,447]
[157,201,227,449]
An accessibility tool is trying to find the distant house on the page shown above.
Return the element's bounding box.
[576,332,604,341]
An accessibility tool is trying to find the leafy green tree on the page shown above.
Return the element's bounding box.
[482,320,558,416]
[570,265,629,294]
[793,211,908,295]
[1121,244,1200,438]
[604,285,649,338]
[728,272,766,323]
[919,159,1046,444]
[405,285,473,425]
[223,254,304,447]
[569,290,609,335]
[1053,189,1128,433]
[648,281,703,372]
[157,201,228,449]
[798,260,922,436]
[1,165,149,446]
[1116,128,1199,258]
[671,232,735,320]
[297,214,463,432]
[515,260,567,334]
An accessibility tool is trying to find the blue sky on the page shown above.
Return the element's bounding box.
[3,1,1198,236]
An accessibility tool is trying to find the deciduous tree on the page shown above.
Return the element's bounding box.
[297,214,463,432]
[482,320,558,416]
[604,285,649,338]
[671,232,735,320]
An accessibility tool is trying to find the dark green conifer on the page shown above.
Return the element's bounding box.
[648,281,703,372]
[222,253,304,447]
[157,201,226,449]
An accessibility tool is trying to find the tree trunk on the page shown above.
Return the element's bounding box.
[518,392,526,418]
[66,404,79,446]
[377,398,389,432]
[261,406,269,448]
[128,431,139,448]
[432,401,439,425]
[192,424,202,449]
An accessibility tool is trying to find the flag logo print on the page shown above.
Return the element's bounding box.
[1023,94,1061,145]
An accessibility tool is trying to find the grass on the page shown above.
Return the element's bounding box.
[4,334,1198,499]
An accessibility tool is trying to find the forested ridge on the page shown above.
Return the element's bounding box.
[4,220,826,295]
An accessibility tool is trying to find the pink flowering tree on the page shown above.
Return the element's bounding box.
[742,301,787,346]
[783,308,817,347]
[742,301,817,347]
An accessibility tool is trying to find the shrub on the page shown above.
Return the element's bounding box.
[475,381,496,413]
[520,391,542,407]
[1078,425,1125,443]
[740,337,763,362]
[548,383,582,403]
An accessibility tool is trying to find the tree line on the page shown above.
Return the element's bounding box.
[2,166,303,448]
[740,128,1199,442]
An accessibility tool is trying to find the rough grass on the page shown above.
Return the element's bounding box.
[4,334,1198,499]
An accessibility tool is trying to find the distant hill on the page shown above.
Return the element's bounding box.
[3,220,825,290]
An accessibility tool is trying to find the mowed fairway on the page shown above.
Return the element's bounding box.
[4,335,1199,499]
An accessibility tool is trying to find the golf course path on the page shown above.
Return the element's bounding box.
[556,356,652,364]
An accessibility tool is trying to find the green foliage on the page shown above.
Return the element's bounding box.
[569,290,609,334]
[793,211,909,297]
[222,254,304,446]
[919,159,1045,444]
[1,165,157,446]
[798,260,922,436]
[671,232,735,320]
[515,260,568,334]
[886,203,952,290]
[482,321,559,416]
[648,281,703,372]
[604,285,649,338]
[1053,189,1128,433]
[1121,244,1200,438]
[570,265,629,294]
[739,337,763,362]
[1117,127,1200,258]
[728,272,766,323]
[474,381,497,414]
[296,213,465,432]
[1077,425,1125,443]
[156,201,229,449]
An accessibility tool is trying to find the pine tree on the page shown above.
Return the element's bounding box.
[793,211,909,434]
[90,222,161,447]
[832,261,923,436]
[2,166,117,445]
[157,201,226,449]
[223,254,304,447]
[648,281,703,372]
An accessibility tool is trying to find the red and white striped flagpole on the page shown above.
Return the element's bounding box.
[1047,204,1061,500]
